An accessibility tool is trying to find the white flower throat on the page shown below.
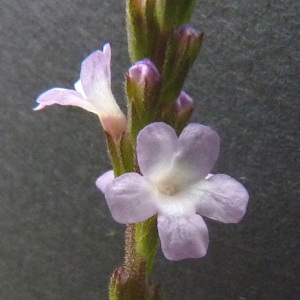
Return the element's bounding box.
[157,181,178,196]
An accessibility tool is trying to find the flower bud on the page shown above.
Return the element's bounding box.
[126,59,161,110]
[109,267,130,299]
[128,59,161,95]
[126,59,162,138]
[160,24,204,104]
[163,91,194,134]
[175,91,194,113]
[174,91,194,132]
[126,0,156,62]
[175,24,203,54]
[109,266,158,299]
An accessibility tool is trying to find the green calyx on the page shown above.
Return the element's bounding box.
[155,0,198,31]
[160,27,204,104]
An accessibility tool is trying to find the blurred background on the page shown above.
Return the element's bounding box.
[1,0,299,299]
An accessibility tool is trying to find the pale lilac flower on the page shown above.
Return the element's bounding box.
[35,44,127,138]
[97,122,249,260]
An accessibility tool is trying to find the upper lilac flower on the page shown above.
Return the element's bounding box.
[35,44,127,138]
[97,122,249,261]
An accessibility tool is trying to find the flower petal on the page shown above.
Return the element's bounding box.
[80,43,111,100]
[137,122,177,181]
[194,174,249,223]
[170,123,220,185]
[105,173,158,224]
[157,214,209,260]
[78,44,126,124]
[34,88,98,114]
[96,170,114,194]
[74,79,87,98]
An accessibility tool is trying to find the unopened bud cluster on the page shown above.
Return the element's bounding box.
[126,0,202,136]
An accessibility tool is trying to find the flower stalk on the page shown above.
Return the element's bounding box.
[108,1,206,298]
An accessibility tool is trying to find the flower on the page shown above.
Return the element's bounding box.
[97,122,249,260]
[34,44,127,138]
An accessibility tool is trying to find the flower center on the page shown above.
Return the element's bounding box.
[157,182,177,196]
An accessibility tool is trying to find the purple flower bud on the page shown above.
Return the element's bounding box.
[160,25,203,104]
[175,91,194,113]
[175,24,203,47]
[128,59,161,89]
[112,267,130,285]
[126,59,162,111]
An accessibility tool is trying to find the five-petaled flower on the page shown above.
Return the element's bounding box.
[97,122,249,260]
[34,44,127,139]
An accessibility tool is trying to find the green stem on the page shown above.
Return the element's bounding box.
[106,131,160,299]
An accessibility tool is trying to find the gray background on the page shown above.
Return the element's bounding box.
[1,0,299,299]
